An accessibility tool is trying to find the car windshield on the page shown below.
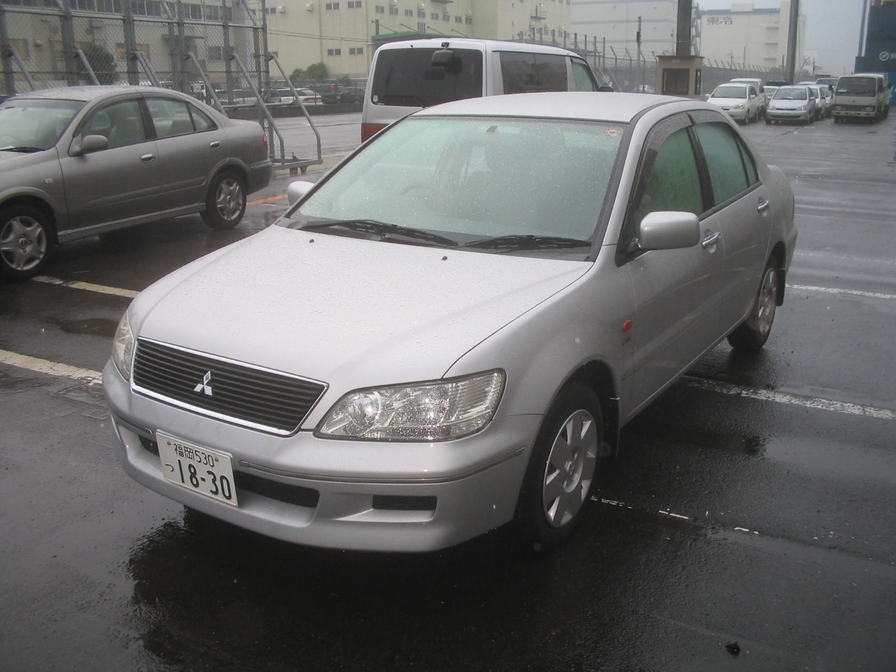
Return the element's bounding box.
[0,98,84,151]
[773,87,808,101]
[836,77,876,96]
[284,115,625,256]
[712,85,747,98]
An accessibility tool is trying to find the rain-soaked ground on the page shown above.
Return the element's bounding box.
[2,113,896,671]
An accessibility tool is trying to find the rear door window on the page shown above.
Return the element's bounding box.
[499,52,568,93]
[370,48,483,107]
[693,122,757,206]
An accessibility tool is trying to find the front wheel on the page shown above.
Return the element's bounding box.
[201,171,246,230]
[0,205,54,281]
[515,384,604,550]
[727,261,780,351]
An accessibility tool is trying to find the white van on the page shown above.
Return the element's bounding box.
[361,38,602,142]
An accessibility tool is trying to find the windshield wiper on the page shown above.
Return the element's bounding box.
[301,219,460,248]
[0,146,45,153]
[465,234,592,252]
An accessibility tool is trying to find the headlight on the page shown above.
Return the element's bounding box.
[318,370,505,441]
[111,310,135,380]
[795,106,805,111]
[732,103,744,109]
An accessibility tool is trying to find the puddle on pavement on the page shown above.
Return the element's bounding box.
[58,318,118,338]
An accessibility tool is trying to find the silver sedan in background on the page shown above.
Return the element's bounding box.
[104,92,797,552]
[0,86,272,280]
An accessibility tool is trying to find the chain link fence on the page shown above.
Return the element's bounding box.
[1,0,264,103]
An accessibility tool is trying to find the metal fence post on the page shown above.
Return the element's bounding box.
[56,0,79,86]
[123,7,140,86]
[1,3,15,98]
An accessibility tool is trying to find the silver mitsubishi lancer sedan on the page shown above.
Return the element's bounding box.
[103,92,797,552]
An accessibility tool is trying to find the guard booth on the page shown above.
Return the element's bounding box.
[656,56,704,99]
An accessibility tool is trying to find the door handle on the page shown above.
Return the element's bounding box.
[701,231,722,249]
[140,154,155,162]
[757,197,770,213]
[209,141,221,149]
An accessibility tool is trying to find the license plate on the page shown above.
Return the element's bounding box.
[157,432,239,507]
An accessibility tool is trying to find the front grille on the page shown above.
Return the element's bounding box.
[133,338,327,434]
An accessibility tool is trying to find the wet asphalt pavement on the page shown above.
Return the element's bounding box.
[1,113,895,672]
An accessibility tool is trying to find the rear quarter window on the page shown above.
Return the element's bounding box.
[370,48,483,107]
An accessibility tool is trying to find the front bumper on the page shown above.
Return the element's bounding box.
[766,108,811,123]
[720,107,748,121]
[832,106,877,119]
[104,360,536,552]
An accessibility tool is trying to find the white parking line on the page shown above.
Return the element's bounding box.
[788,283,896,301]
[682,377,896,421]
[33,275,138,299]
[11,278,896,420]
[0,349,102,385]
[32,275,896,304]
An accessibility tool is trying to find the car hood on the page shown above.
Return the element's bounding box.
[134,225,590,389]
[0,149,50,166]
[708,96,747,106]
[770,99,810,108]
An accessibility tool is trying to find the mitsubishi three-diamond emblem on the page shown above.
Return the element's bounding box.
[193,371,213,396]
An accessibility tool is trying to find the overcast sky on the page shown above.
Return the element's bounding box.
[696,0,867,74]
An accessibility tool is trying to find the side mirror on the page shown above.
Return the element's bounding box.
[636,211,700,251]
[71,134,109,156]
[287,180,316,205]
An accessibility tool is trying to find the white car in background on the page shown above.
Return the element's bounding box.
[706,82,762,123]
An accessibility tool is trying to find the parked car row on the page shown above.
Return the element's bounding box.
[706,77,836,126]
[766,82,832,125]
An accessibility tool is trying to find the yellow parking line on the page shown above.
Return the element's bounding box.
[247,193,288,205]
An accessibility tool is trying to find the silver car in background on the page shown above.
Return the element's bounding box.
[104,92,797,552]
[0,86,272,280]
[766,85,817,125]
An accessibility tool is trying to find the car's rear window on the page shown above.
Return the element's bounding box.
[370,48,483,107]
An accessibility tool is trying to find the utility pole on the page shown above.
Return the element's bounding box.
[785,0,800,82]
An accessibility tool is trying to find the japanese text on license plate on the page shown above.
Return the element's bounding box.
[157,432,238,506]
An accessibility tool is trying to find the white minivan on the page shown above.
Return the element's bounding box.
[361,38,602,141]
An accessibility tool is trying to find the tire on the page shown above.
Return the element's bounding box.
[0,205,53,281]
[201,171,246,230]
[515,384,604,550]
[727,261,780,351]
[765,117,772,125]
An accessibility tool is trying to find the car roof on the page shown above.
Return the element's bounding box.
[413,91,702,124]
[8,85,192,103]
[375,37,584,57]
